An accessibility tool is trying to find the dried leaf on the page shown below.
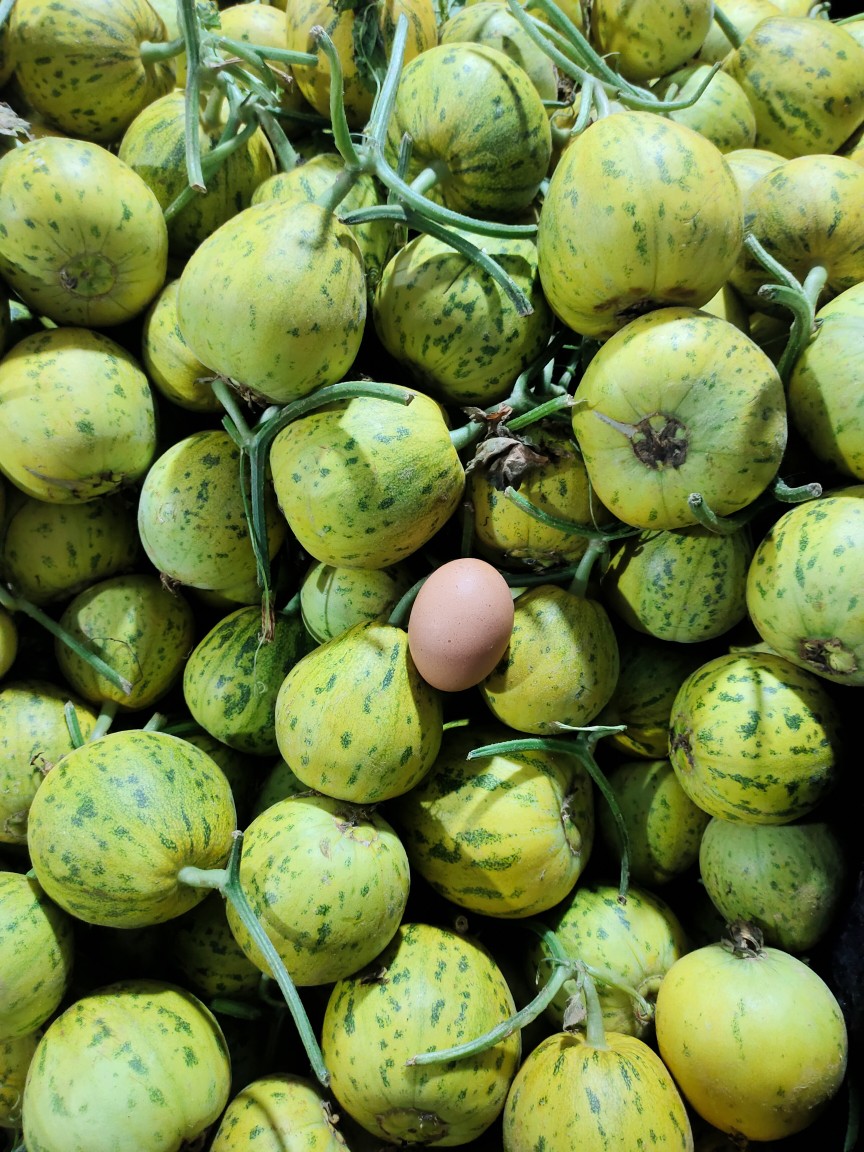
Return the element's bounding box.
[0,103,33,141]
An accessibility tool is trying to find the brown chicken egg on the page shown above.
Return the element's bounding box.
[407,558,515,692]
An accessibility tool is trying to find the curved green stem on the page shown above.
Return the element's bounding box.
[627,62,723,113]
[503,486,639,541]
[567,536,609,598]
[140,36,186,64]
[0,0,15,27]
[209,997,262,1020]
[774,477,823,503]
[0,586,133,696]
[316,165,362,215]
[254,105,301,173]
[447,332,572,454]
[407,951,578,1066]
[364,13,410,148]
[504,0,598,93]
[178,833,329,1086]
[711,4,744,49]
[688,474,822,534]
[409,163,447,198]
[340,201,534,315]
[387,575,427,629]
[372,151,538,238]
[164,114,261,222]
[311,26,362,169]
[509,0,652,101]
[760,266,828,384]
[142,712,168,732]
[467,730,630,899]
[215,34,318,70]
[579,966,609,1049]
[744,232,802,294]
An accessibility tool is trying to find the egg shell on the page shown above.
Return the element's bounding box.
[407,558,515,693]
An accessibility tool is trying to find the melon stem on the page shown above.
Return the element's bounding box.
[711,4,744,49]
[688,475,822,534]
[0,586,133,697]
[139,36,186,65]
[502,486,639,541]
[178,832,330,1087]
[90,700,119,741]
[406,948,576,1067]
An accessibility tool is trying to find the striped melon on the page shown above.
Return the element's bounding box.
[269,387,465,570]
[322,921,521,1145]
[21,980,231,1152]
[183,605,315,757]
[533,882,689,1040]
[0,327,158,504]
[226,793,410,987]
[210,1074,348,1152]
[503,1025,693,1151]
[746,486,864,686]
[668,651,843,823]
[118,89,276,257]
[26,730,236,929]
[600,525,753,642]
[0,871,74,1040]
[274,620,443,804]
[390,721,594,918]
[384,42,551,219]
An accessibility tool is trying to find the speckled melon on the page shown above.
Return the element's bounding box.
[183,605,316,756]
[274,620,443,804]
[0,679,98,847]
[0,871,74,1040]
[533,882,689,1039]
[698,817,848,953]
[478,584,619,735]
[746,486,864,685]
[668,650,843,823]
[176,199,366,405]
[390,721,594,918]
[226,793,410,987]
[597,759,711,888]
[0,1029,40,1129]
[0,327,158,504]
[322,921,521,1146]
[56,573,196,711]
[10,0,176,143]
[210,1074,349,1152]
[21,980,231,1152]
[0,137,168,326]
[26,730,236,929]
[268,387,465,570]
[137,428,286,593]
